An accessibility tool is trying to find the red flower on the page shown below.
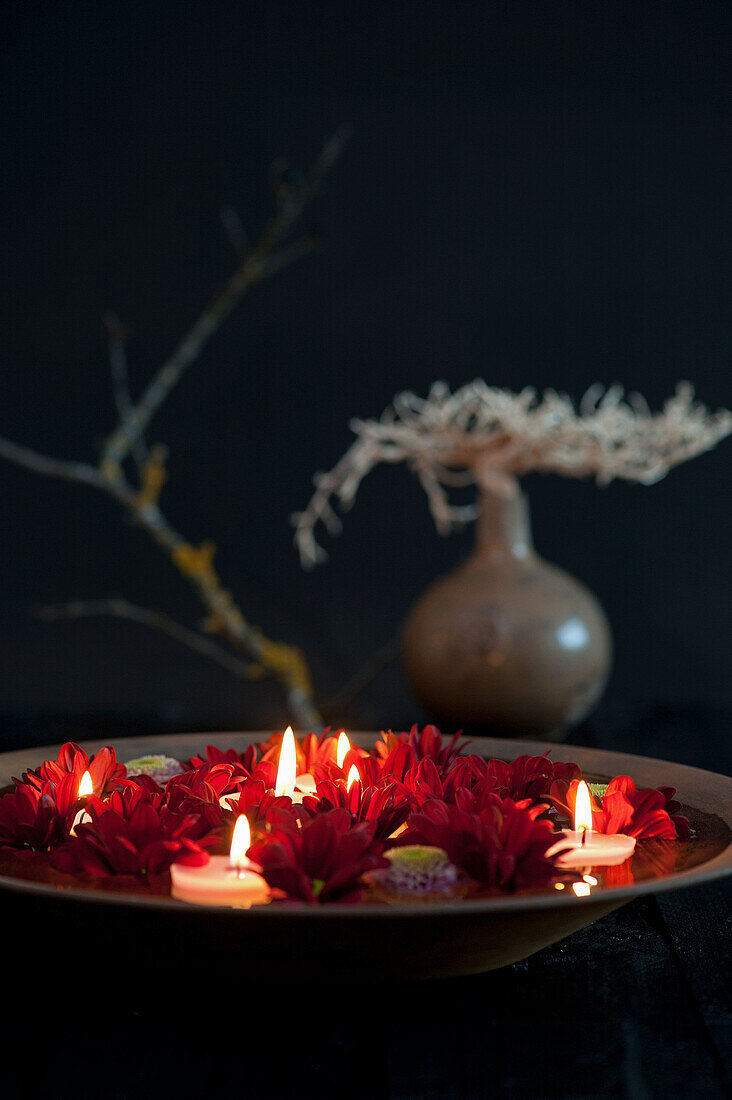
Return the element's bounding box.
[20,742,126,798]
[392,757,500,812]
[654,786,691,840]
[485,753,581,804]
[52,785,212,877]
[403,796,566,892]
[376,725,466,776]
[222,780,297,831]
[182,744,259,773]
[550,776,687,840]
[0,772,80,851]
[164,763,243,831]
[369,742,415,783]
[248,809,388,903]
[303,778,411,840]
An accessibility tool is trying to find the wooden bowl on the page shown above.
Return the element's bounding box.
[0,733,729,984]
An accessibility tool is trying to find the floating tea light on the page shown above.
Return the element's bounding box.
[551,781,636,867]
[170,814,268,907]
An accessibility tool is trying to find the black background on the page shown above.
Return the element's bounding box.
[0,1,730,762]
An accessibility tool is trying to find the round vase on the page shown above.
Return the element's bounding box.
[402,485,612,739]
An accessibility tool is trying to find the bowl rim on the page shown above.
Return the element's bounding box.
[0,731,729,918]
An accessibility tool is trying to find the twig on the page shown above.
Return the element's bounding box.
[100,125,351,475]
[0,437,108,490]
[0,131,351,728]
[103,313,148,468]
[0,432,321,727]
[33,599,254,680]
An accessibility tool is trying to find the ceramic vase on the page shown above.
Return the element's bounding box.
[402,483,612,738]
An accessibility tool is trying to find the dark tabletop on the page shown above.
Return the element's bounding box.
[1,704,730,1099]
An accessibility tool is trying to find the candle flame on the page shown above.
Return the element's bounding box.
[574,781,593,842]
[78,770,93,798]
[346,765,360,792]
[336,731,351,770]
[229,815,251,870]
[275,726,297,798]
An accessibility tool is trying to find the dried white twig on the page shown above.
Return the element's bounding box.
[294,380,732,567]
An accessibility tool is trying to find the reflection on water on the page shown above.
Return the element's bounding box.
[568,839,679,894]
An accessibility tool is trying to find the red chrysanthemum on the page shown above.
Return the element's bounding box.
[0,772,81,851]
[403,796,566,892]
[401,756,507,811]
[221,780,297,831]
[550,776,688,840]
[20,742,126,798]
[302,778,411,840]
[182,744,260,773]
[52,785,213,877]
[484,752,581,804]
[654,785,692,840]
[248,808,388,903]
[376,725,466,776]
[162,763,246,833]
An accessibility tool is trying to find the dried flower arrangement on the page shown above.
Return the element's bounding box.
[294,380,732,567]
[0,727,691,904]
[0,131,354,727]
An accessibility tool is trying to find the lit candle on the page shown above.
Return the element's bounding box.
[336,731,351,769]
[70,769,94,835]
[275,726,316,804]
[549,781,636,867]
[170,815,269,907]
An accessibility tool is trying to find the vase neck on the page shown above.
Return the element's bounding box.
[474,483,533,560]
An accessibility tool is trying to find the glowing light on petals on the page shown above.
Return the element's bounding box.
[275,727,297,798]
[346,765,360,792]
[583,874,598,886]
[574,780,593,843]
[78,770,93,798]
[336,731,351,770]
[229,815,251,870]
[572,881,592,897]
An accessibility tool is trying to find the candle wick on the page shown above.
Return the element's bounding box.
[580,827,587,847]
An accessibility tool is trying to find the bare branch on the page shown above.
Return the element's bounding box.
[0,131,349,728]
[103,313,149,468]
[0,436,109,491]
[0,431,321,726]
[34,598,255,679]
[100,126,350,473]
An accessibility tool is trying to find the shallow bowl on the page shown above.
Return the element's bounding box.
[0,732,729,983]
